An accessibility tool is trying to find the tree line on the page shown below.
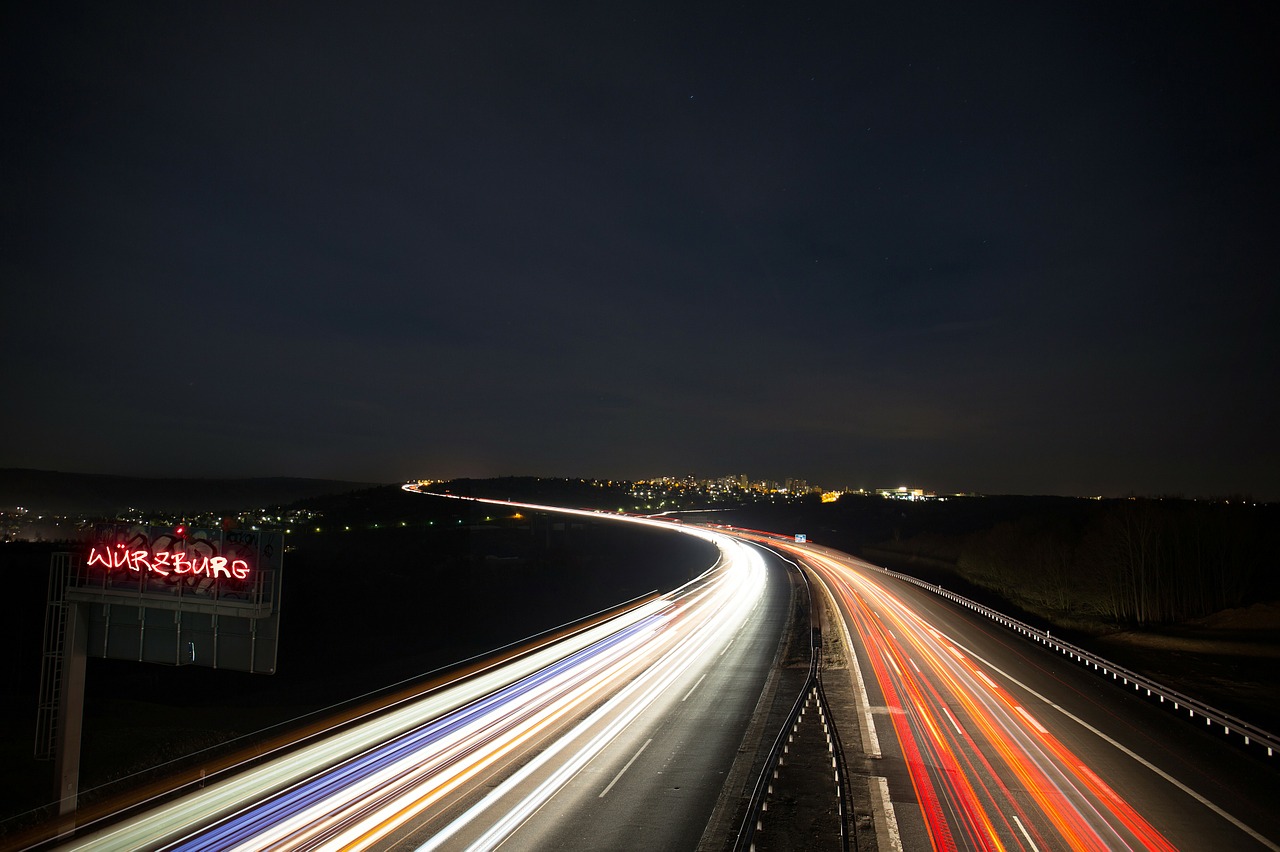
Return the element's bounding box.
[953,498,1274,626]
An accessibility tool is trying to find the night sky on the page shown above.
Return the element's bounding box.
[4,3,1277,499]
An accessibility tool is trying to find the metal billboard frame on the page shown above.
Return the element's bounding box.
[35,524,286,823]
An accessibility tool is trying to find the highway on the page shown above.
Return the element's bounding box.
[756,538,1280,852]
[41,497,1280,851]
[54,496,792,851]
[402,541,792,852]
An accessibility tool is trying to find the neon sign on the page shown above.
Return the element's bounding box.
[87,543,251,580]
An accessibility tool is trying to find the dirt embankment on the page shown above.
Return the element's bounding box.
[1089,601,1280,733]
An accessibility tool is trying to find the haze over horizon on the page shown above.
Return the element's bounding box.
[4,3,1277,501]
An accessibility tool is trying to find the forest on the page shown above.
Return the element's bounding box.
[834,496,1277,628]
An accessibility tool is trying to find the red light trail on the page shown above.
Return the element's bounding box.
[777,543,1178,852]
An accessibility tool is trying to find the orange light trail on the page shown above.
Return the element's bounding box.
[768,542,1178,852]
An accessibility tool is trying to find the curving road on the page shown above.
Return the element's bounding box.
[47,500,1278,852]
[399,540,793,852]
[56,496,794,851]
[755,537,1280,852]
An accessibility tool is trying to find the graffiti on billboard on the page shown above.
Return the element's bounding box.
[86,544,251,579]
[57,524,284,673]
[81,524,279,600]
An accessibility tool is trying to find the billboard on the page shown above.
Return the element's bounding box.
[65,525,284,674]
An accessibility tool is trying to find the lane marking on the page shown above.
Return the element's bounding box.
[808,566,881,758]
[719,638,735,657]
[870,776,904,852]
[943,705,964,735]
[1012,815,1040,852]
[1014,705,1049,734]
[681,673,707,702]
[599,738,652,799]
[959,643,1280,851]
[975,669,999,691]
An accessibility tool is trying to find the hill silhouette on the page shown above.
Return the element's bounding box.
[0,469,383,515]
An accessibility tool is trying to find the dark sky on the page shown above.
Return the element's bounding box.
[4,3,1277,498]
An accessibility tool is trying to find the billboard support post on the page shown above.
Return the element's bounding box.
[35,526,284,827]
[53,601,87,827]
[35,553,89,830]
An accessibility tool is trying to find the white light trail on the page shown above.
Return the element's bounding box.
[66,491,766,852]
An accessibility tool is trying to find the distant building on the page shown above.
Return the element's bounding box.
[876,486,936,501]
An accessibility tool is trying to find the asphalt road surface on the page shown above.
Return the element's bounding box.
[55,501,796,852]
[50,502,1278,852]
[398,541,793,851]
[767,539,1280,852]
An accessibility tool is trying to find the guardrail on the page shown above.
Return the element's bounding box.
[9,589,670,849]
[865,560,1280,759]
[815,675,851,851]
[736,562,851,852]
